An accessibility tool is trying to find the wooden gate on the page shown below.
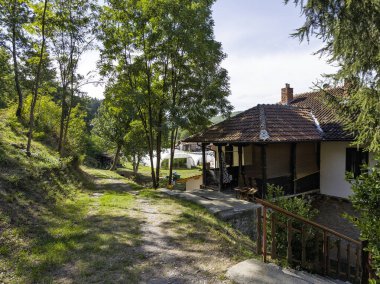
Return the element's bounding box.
[255,198,370,283]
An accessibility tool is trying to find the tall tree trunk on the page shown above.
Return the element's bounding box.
[132,155,140,174]
[135,156,140,174]
[57,93,67,155]
[11,0,23,118]
[155,109,163,188]
[168,127,178,185]
[132,155,136,173]
[62,78,75,146]
[110,144,121,171]
[26,0,48,156]
[59,21,76,154]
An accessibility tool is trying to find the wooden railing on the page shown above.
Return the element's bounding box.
[255,198,370,283]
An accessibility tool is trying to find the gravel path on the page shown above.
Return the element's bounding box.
[136,197,233,284]
[89,174,235,283]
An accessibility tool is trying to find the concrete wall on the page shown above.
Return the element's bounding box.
[320,142,374,198]
[321,142,375,198]
[216,205,261,240]
[321,142,351,198]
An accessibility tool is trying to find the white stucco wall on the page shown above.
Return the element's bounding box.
[320,142,375,198]
[321,142,351,198]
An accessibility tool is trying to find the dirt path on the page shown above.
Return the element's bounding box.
[136,197,233,284]
[85,171,236,283]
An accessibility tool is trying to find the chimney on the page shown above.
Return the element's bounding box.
[281,83,293,105]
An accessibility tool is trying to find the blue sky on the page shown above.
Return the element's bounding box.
[78,0,336,111]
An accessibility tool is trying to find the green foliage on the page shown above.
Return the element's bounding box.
[286,1,380,277]
[91,100,132,152]
[265,184,319,267]
[123,120,148,173]
[348,160,380,277]
[98,0,232,186]
[65,104,87,156]
[21,95,87,156]
[0,48,14,108]
[266,184,318,219]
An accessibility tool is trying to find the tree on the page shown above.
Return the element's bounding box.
[286,0,380,278]
[48,0,96,156]
[0,47,14,108]
[98,0,232,188]
[123,120,148,174]
[0,0,31,117]
[26,0,49,156]
[91,88,133,171]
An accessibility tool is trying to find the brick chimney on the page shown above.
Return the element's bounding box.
[281,83,293,105]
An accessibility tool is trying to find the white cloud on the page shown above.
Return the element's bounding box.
[223,50,337,111]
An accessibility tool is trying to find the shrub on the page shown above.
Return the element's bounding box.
[265,184,319,268]
[348,160,380,278]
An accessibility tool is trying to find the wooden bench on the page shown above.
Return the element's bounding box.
[234,186,258,201]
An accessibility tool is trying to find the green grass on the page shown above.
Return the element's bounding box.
[138,188,256,261]
[0,109,143,283]
[0,108,257,283]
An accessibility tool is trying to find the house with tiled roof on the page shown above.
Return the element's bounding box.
[185,84,375,198]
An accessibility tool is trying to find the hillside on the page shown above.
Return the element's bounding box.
[0,109,88,281]
[0,108,255,283]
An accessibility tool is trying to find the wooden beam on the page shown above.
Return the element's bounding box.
[218,145,223,191]
[238,145,243,186]
[261,144,267,198]
[290,143,297,194]
[317,142,321,168]
[202,143,207,186]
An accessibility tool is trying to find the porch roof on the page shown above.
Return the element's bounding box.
[185,88,353,144]
[185,104,323,143]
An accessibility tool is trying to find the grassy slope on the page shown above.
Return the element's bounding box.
[0,109,256,283]
[0,109,145,283]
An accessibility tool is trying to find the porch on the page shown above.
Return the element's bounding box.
[200,141,321,198]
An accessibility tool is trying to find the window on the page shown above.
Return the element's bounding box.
[345,148,368,177]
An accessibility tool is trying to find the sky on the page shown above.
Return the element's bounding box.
[78,0,337,112]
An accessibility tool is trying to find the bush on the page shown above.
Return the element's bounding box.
[265,184,319,268]
[348,160,380,278]
[22,95,87,157]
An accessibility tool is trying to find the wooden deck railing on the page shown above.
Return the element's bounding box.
[255,198,370,283]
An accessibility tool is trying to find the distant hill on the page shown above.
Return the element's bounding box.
[210,111,243,124]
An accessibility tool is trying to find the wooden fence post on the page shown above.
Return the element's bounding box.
[263,206,267,262]
[323,231,328,275]
[271,214,277,260]
[256,207,262,255]
[301,225,306,267]
[346,243,351,281]
[361,240,369,284]
[287,219,292,264]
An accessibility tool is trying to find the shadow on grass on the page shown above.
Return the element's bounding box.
[0,146,144,282]
[139,189,257,259]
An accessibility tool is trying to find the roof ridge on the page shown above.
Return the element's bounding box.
[259,105,270,141]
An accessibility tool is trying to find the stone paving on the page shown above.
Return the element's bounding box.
[311,195,360,240]
[227,259,345,284]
